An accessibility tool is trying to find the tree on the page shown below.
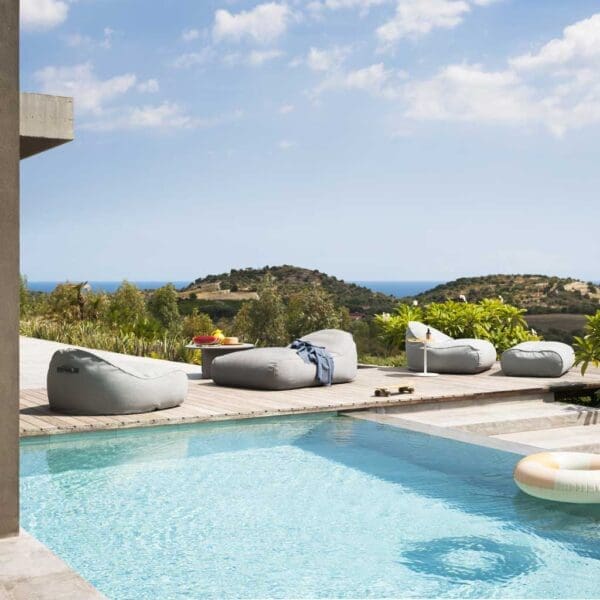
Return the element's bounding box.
[182,309,214,339]
[287,287,343,339]
[43,283,82,321]
[106,281,148,329]
[148,284,180,330]
[237,274,288,346]
[20,275,30,317]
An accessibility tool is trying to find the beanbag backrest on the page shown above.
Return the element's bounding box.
[47,348,188,415]
[406,321,452,343]
[405,321,496,374]
[212,329,357,390]
[297,329,358,383]
[501,342,575,377]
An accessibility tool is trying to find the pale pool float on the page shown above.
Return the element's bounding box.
[514,452,600,503]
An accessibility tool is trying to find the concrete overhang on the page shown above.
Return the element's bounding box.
[20,92,74,159]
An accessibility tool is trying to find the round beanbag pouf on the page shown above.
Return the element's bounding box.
[501,342,575,378]
[47,348,188,414]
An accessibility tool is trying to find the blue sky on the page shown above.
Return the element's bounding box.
[20,0,600,283]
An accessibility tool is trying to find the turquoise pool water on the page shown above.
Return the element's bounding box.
[20,415,600,599]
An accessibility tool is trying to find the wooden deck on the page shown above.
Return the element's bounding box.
[19,363,600,438]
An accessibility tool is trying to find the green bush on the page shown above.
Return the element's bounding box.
[233,274,288,346]
[375,298,538,355]
[286,287,343,339]
[574,311,600,375]
[148,284,180,330]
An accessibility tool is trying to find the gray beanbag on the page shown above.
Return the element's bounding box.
[47,348,188,415]
[211,329,357,390]
[406,321,496,374]
[501,341,575,377]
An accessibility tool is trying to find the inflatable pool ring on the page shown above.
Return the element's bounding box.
[514,452,600,503]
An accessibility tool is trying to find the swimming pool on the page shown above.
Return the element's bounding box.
[20,415,600,599]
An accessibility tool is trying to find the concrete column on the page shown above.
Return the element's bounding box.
[0,0,20,537]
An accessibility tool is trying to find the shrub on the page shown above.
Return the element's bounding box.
[148,284,180,330]
[287,287,342,339]
[375,298,538,355]
[20,318,198,364]
[181,309,214,340]
[574,311,600,375]
[105,281,148,330]
[235,274,288,346]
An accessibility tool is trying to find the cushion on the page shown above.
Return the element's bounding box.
[406,321,496,374]
[211,329,357,390]
[47,348,188,415]
[501,342,575,377]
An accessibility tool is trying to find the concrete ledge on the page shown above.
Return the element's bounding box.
[20,93,74,159]
[0,530,104,599]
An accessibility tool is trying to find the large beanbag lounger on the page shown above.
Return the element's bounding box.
[47,348,188,415]
[405,321,496,374]
[211,329,357,390]
[501,341,575,377]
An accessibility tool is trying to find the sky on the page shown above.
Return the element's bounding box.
[19,0,600,283]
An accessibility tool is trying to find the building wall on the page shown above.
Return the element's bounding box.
[0,0,20,537]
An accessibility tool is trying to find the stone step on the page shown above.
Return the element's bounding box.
[382,395,600,435]
[493,424,600,453]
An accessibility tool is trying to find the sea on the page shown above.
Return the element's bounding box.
[27,280,442,298]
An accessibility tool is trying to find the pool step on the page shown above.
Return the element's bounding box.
[362,394,600,454]
[492,425,600,453]
[381,394,600,436]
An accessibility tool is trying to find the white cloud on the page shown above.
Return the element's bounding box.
[248,49,284,66]
[172,48,215,69]
[314,63,398,97]
[399,14,600,137]
[376,0,470,47]
[510,13,600,71]
[279,103,295,114]
[306,46,350,71]
[137,79,159,93]
[100,27,115,49]
[181,28,200,42]
[83,103,197,132]
[223,49,284,67]
[83,105,244,133]
[278,139,296,149]
[65,27,115,49]
[21,0,68,31]
[34,63,136,114]
[403,64,534,123]
[307,0,390,17]
[213,3,293,44]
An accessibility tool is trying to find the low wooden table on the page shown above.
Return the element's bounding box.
[185,343,254,379]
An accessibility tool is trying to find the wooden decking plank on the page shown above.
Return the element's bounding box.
[18,363,600,438]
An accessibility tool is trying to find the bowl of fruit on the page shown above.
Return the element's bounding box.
[192,335,218,346]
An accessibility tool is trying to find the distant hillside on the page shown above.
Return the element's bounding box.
[183,265,397,315]
[410,274,600,314]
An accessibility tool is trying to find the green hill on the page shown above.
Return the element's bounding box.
[409,274,600,314]
[184,265,396,315]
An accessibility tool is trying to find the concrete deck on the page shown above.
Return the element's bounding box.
[0,531,103,599]
[19,336,600,439]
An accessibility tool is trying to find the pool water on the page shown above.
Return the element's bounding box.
[20,415,600,599]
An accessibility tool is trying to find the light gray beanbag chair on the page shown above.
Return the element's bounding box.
[406,321,496,374]
[501,341,575,377]
[47,348,188,415]
[211,329,357,390]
